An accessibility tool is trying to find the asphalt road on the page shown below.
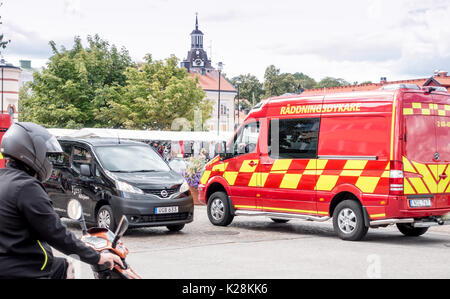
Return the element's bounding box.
[59,205,450,279]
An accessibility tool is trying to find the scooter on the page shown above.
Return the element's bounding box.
[67,199,141,279]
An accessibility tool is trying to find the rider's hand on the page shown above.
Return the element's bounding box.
[98,252,124,270]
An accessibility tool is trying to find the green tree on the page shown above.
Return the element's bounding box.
[263,65,299,98]
[292,72,317,90]
[230,74,264,110]
[20,35,134,128]
[98,54,210,130]
[315,77,350,88]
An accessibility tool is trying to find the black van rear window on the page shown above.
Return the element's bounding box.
[269,118,320,159]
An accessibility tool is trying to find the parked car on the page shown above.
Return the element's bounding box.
[45,138,194,232]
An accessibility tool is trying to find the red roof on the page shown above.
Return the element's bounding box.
[189,71,236,92]
[301,74,450,96]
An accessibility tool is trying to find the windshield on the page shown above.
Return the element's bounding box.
[94,145,170,172]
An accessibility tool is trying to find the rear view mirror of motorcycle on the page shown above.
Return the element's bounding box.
[67,199,83,220]
[67,199,88,235]
[112,216,129,248]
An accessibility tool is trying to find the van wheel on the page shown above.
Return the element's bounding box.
[97,205,116,231]
[167,224,185,232]
[333,200,368,241]
[271,218,290,223]
[396,223,429,237]
[207,191,234,226]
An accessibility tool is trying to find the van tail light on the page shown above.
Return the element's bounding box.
[389,160,404,195]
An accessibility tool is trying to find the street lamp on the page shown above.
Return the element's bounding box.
[217,61,223,136]
[0,58,4,115]
[235,77,242,127]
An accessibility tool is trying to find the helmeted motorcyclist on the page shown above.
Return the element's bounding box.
[0,122,123,279]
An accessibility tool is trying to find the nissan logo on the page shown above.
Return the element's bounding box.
[160,190,168,198]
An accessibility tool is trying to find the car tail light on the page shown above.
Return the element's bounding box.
[389,160,404,195]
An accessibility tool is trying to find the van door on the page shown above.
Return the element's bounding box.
[221,120,261,210]
[432,94,450,206]
[402,93,450,207]
[259,117,320,215]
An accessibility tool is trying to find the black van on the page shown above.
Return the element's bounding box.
[45,138,194,231]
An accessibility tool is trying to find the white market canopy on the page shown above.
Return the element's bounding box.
[48,128,234,142]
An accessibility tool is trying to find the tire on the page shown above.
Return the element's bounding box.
[332,200,368,241]
[207,191,234,226]
[396,223,429,237]
[167,224,185,232]
[271,218,290,224]
[97,205,116,231]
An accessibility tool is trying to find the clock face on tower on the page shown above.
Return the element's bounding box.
[193,58,204,67]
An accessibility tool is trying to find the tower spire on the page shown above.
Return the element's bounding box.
[195,12,199,30]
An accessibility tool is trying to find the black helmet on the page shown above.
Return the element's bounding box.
[0,122,62,182]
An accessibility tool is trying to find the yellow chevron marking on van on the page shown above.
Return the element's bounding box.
[279,173,302,189]
[412,161,437,193]
[305,160,316,170]
[404,179,415,194]
[0,153,3,159]
[315,175,340,191]
[271,159,292,171]
[316,159,328,170]
[355,176,380,193]
[200,171,211,184]
[409,177,430,194]
[223,171,238,186]
[212,162,228,172]
[403,108,413,115]
[248,172,269,187]
[340,170,363,176]
[438,165,450,194]
[427,164,440,181]
[239,160,259,172]
[390,94,397,160]
[412,103,422,109]
[343,160,368,170]
[402,157,416,173]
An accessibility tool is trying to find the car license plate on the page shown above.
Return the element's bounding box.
[155,206,179,214]
[409,199,431,208]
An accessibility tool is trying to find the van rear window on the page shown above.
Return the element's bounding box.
[268,118,320,159]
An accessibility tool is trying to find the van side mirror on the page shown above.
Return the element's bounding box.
[80,164,91,177]
[237,143,247,154]
[112,216,129,248]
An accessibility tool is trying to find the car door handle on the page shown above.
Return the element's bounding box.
[248,161,257,167]
[440,173,448,179]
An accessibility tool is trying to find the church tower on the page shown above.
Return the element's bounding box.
[181,14,212,73]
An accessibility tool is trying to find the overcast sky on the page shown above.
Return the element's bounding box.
[1,0,450,83]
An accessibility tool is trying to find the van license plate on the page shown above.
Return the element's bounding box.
[410,199,431,208]
[155,206,179,214]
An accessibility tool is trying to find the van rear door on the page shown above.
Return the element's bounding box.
[433,93,450,202]
[402,92,450,206]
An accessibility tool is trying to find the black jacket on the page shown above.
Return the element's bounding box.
[0,161,100,278]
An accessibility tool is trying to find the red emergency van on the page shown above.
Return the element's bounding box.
[198,84,450,240]
[0,114,11,168]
